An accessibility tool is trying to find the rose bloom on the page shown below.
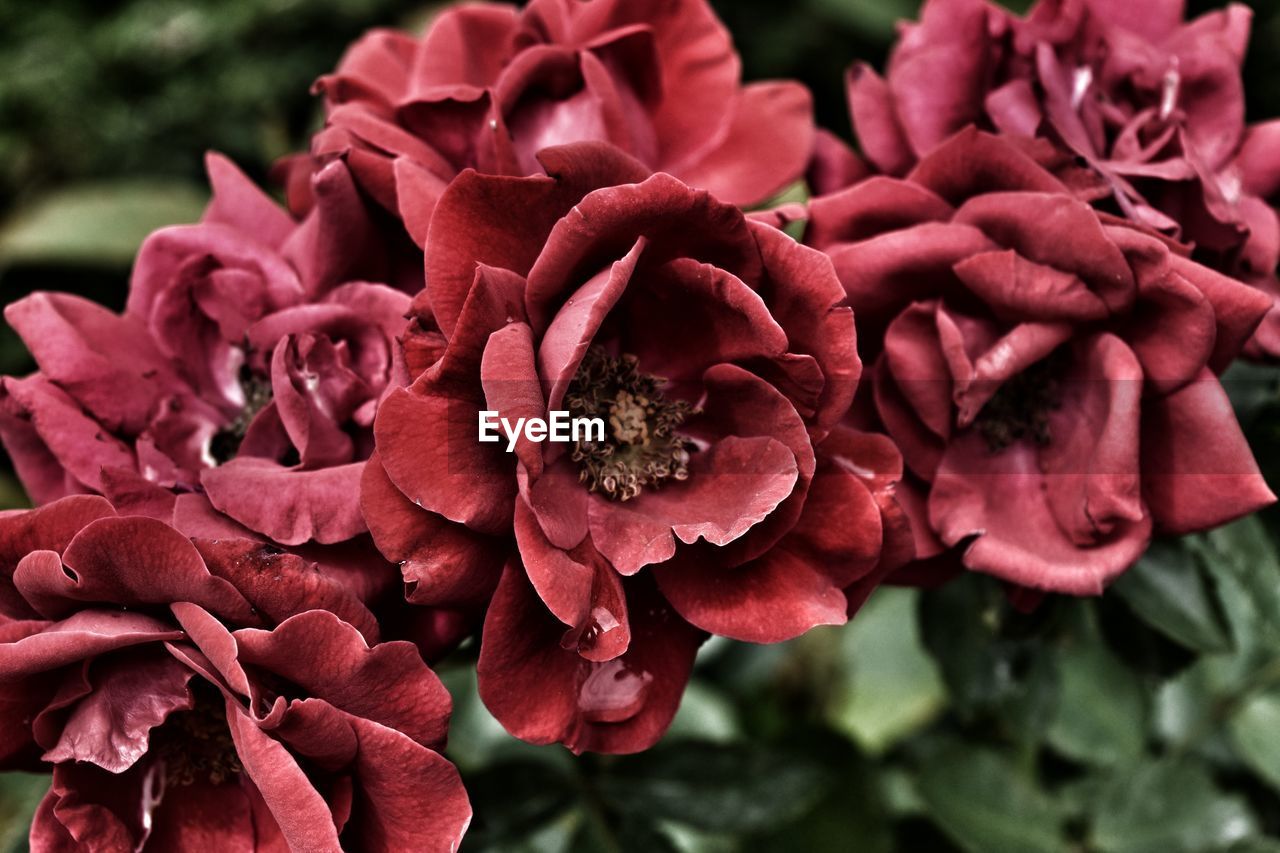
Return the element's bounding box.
[0,153,418,551]
[362,141,908,753]
[0,495,470,851]
[309,0,815,245]
[838,0,1280,357]
[805,128,1274,594]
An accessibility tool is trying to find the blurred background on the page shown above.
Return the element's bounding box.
[3,1,1280,850]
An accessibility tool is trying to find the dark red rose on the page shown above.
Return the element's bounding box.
[0,496,470,852]
[840,0,1280,358]
[807,129,1274,594]
[310,0,815,245]
[0,154,415,549]
[362,141,907,753]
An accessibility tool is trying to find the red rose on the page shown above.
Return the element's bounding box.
[363,142,906,753]
[311,0,815,245]
[807,129,1274,594]
[0,496,470,852]
[841,0,1280,358]
[1236,119,1280,357]
[0,154,415,549]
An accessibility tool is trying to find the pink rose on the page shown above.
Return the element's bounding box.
[0,496,470,851]
[807,129,1274,593]
[842,0,1280,357]
[310,0,815,245]
[1,154,416,549]
[362,142,908,753]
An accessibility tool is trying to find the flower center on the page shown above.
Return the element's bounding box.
[564,347,695,502]
[973,356,1064,452]
[209,367,272,465]
[152,685,242,787]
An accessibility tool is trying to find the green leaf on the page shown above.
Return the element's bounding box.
[826,587,946,753]
[915,743,1064,853]
[919,576,1000,711]
[662,681,740,744]
[918,575,1059,742]
[751,180,809,241]
[808,0,920,38]
[1091,758,1257,853]
[1220,361,1280,431]
[1153,652,1268,767]
[462,761,576,851]
[599,742,832,834]
[1057,775,1107,820]
[0,181,207,268]
[1153,661,1227,748]
[567,813,678,853]
[1046,607,1146,766]
[747,755,893,853]
[1228,840,1280,853]
[1113,539,1232,653]
[0,773,48,853]
[1203,518,1280,652]
[656,823,738,853]
[0,474,29,512]
[880,767,925,817]
[1227,691,1280,794]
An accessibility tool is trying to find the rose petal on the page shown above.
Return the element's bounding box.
[1141,369,1276,534]
[42,651,193,773]
[677,81,814,206]
[201,459,367,546]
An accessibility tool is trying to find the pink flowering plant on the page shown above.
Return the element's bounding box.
[1,0,1279,849]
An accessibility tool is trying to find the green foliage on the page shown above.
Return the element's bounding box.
[824,587,946,753]
[0,774,49,852]
[0,0,431,208]
[1091,759,1256,853]
[1113,540,1233,653]
[1046,608,1147,766]
[915,743,1063,853]
[1228,691,1280,793]
[0,181,207,269]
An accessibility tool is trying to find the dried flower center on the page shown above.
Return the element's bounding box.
[152,686,242,787]
[973,356,1064,452]
[209,367,272,465]
[564,348,696,502]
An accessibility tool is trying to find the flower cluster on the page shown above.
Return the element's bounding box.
[0,0,1275,848]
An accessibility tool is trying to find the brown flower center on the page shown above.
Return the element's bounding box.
[565,347,696,502]
[209,367,272,465]
[152,685,242,787]
[973,356,1064,452]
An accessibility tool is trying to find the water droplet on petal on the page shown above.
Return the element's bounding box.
[1071,66,1093,110]
[578,658,652,723]
[135,760,166,853]
[1160,64,1181,120]
[592,606,620,635]
[576,606,622,654]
